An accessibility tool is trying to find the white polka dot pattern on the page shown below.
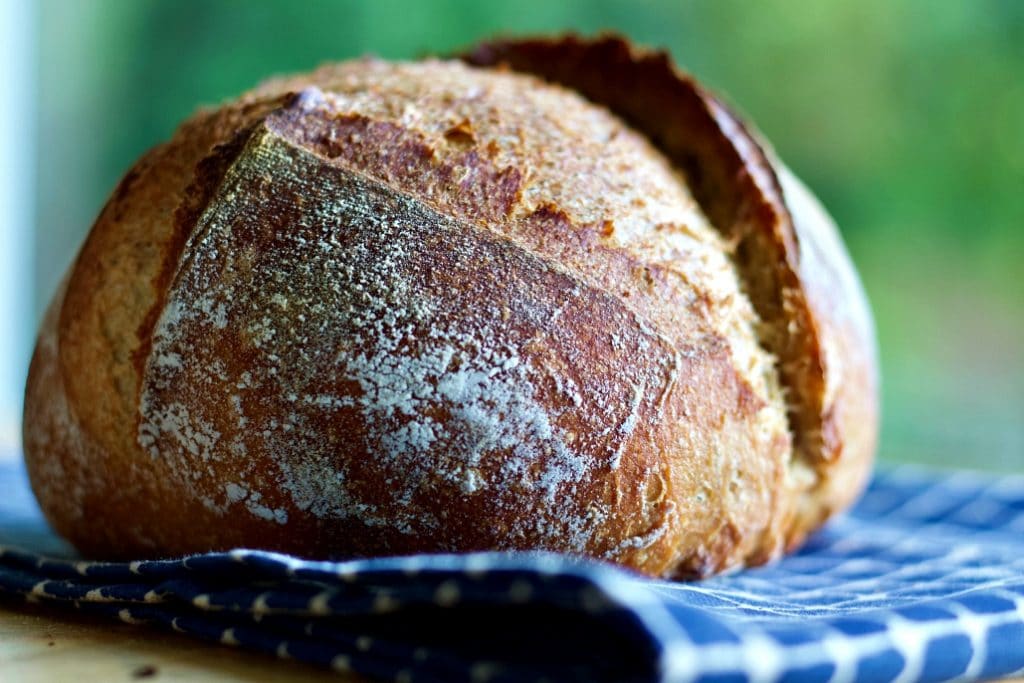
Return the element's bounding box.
[3,458,1024,682]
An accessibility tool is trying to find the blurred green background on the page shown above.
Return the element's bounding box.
[28,0,1024,470]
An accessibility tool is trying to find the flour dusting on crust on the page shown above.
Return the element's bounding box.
[136,128,673,552]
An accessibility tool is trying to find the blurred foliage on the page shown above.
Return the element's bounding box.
[36,0,1023,469]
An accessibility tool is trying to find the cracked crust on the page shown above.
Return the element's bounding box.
[23,35,876,577]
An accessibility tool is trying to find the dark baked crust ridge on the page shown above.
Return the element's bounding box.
[462,34,879,540]
[461,36,823,459]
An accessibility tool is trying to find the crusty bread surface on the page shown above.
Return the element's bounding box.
[23,35,877,578]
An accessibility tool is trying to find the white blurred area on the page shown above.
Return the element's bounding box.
[0,0,35,449]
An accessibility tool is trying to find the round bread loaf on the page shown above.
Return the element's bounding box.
[23,35,877,578]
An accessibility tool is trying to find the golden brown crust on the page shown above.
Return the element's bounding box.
[23,34,876,577]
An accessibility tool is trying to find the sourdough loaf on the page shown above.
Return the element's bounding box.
[23,35,877,578]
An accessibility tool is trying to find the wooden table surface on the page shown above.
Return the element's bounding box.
[0,599,363,682]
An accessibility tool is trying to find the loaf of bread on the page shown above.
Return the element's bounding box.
[23,35,877,578]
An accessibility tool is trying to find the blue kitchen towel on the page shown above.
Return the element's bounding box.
[2,454,1023,683]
